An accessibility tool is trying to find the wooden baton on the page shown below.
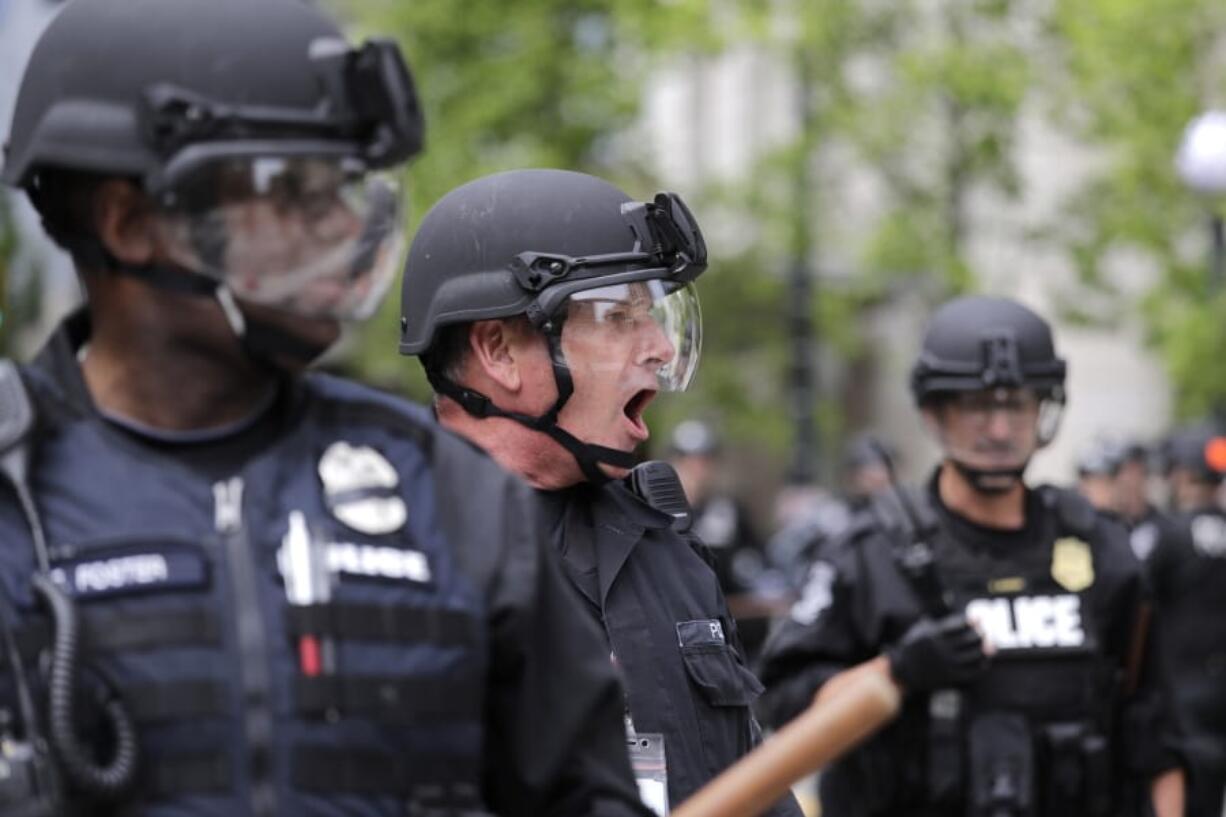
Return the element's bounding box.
[673,665,901,817]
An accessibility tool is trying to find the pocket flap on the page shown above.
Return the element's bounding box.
[676,619,763,707]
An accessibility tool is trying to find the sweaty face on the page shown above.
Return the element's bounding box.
[929,387,1042,474]
[555,281,681,478]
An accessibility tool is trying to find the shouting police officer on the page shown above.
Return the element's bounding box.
[0,2,650,815]
[758,295,1185,817]
[398,168,803,817]
[1148,423,1226,817]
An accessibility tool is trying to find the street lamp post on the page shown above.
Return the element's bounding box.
[1175,110,1226,291]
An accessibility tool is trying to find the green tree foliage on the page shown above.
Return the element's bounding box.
[330,0,1045,472]
[330,0,720,398]
[1050,0,1226,418]
[679,0,1037,464]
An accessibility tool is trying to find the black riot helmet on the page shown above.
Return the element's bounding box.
[3,0,424,364]
[400,169,707,483]
[911,295,1067,492]
[911,296,1066,404]
[1160,422,1226,485]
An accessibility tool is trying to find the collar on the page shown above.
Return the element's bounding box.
[927,468,1044,553]
[543,479,673,609]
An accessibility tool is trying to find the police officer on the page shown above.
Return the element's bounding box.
[1075,437,1124,515]
[1148,423,1226,817]
[758,295,1185,817]
[398,169,803,817]
[0,3,650,815]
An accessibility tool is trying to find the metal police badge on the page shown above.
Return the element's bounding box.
[1050,537,1094,592]
[318,441,407,535]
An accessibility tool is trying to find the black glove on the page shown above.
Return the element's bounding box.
[886,614,987,693]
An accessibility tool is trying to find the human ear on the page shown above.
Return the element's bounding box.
[469,320,522,392]
[93,180,157,265]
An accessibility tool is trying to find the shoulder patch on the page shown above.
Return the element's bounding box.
[318,441,407,535]
[790,560,836,625]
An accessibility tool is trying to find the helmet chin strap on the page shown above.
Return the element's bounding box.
[62,233,331,368]
[948,458,1029,496]
[426,327,638,485]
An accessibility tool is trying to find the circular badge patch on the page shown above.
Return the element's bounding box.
[318,441,407,536]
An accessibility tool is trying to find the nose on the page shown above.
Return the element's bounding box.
[984,407,1015,440]
[637,318,676,368]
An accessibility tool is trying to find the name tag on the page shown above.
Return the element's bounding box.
[676,618,725,648]
[51,545,209,600]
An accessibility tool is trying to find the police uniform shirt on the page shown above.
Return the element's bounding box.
[1147,505,1226,817]
[536,478,804,817]
[0,313,652,817]
[1126,505,1176,565]
[758,475,1182,817]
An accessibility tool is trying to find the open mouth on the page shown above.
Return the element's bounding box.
[623,389,657,438]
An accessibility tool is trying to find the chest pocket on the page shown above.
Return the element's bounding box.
[676,618,762,707]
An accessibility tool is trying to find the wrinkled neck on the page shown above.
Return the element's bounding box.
[436,398,584,490]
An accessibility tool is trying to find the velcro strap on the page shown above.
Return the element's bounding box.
[291,747,480,801]
[294,675,480,723]
[284,603,477,645]
[0,609,220,669]
[84,608,221,652]
[143,752,232,798]
[125,680,229,723]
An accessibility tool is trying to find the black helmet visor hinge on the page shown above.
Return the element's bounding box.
[425,325,637,485]
[137,38,423,188]
[981,333,1023,388]
[508,191,707,326]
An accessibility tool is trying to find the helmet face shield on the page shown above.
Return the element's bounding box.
[562,280,702,392]
[155,155,404,320]
[926,386,1064,473]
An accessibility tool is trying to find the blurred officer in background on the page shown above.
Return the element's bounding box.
[758,295,1185,817]
[1075,437,1124,514]
[1149,423,1226,817]
[760,436,898,595]
[667,420,768,599]
[1115,441,1172,563]
[841,434,897,513]
[399,168,803,817]
[0,3,647,815]
[666,420,782,659]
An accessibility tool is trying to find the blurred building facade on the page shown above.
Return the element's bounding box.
[637,41,1173,488]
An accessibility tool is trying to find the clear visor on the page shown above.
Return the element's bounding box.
[561,280,702,392]
[928,387,1063,470]
[154,155,405,321]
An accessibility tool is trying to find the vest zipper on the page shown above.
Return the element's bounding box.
[214,476,277,816]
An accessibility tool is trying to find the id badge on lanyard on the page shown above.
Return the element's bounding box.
[626,714,668,816]
[611,641,670,815]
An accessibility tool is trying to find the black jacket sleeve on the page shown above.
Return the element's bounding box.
[1094,519,1185,780]
[429,431,649,817]
[483,476,652,817]
[756,540,872,730]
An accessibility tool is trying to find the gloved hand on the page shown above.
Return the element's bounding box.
[886,613,987,693]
